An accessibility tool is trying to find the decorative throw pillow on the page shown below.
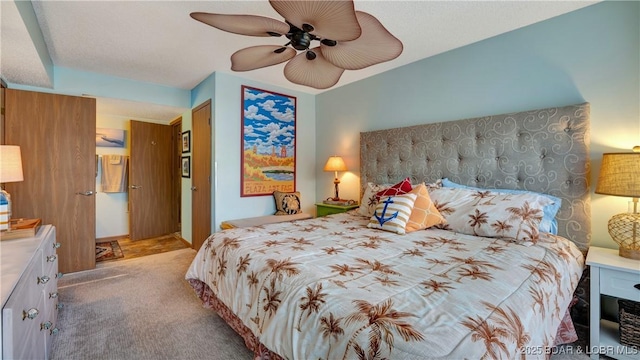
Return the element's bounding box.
[367,193,417,235]
[441,178,561,234]
[273,190,302,215]
[428,187,553,244]
[358,182,389,217]
[405,183,447,233]
[375,177,413,201]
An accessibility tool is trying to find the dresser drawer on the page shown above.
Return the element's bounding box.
[2,257,46,359]
[600,267,640,301]
[42,278,59,359]
[5,248,43,309]
[42,232,59,272]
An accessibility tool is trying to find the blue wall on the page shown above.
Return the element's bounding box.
[189,72,316,234]
[316,1,640,249]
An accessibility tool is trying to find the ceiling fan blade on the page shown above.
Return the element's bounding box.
[321,11,403,70]
[190,12,289,37]
[231,46,296,71]
[269,1,361,41]
[284,47,344,89]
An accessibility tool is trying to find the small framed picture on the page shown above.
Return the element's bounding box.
[181,130,191,153]
[181,156,191,178]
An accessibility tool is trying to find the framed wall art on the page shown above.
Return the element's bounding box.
[241,85,297,197]
[181,156,191,178]
[181,130,191,153]
[96,128,126,147]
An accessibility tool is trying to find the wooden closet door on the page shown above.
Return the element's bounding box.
[5,89,96,273]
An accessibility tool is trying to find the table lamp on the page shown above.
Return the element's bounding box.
[0,145,24,231]
[323,156,347,201]
[595,149,640,259]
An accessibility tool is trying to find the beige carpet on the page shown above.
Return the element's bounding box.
[51,248,253,360]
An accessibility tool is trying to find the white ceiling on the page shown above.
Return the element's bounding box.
[1,0,598,122]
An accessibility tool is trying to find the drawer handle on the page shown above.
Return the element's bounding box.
[38,276,50,284]
[49,292,58,299]
[47,255,57,262]
[41,321,52,331]
[53,242,61,249]
[635,284,640,291]
[22,308,39,320]
[50,327,59,335]
[56,272,63,279]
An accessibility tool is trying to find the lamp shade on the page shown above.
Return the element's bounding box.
[595,152,640,259]
[0,146,24,183]
[595,152,640,197]
[323,156,347,172]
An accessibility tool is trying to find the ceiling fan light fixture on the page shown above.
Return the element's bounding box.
[289,28,314,50]
[191,1,403,89]
[320,39,337,47]
[305,50,317,60]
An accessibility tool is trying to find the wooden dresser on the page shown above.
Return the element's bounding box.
[1,225,61,359]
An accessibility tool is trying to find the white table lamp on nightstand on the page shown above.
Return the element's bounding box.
[595,149,640,260]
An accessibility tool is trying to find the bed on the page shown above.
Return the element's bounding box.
[186,102,591,359]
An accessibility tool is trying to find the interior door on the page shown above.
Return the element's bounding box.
[129,120,176,240]
[191,100,212,251]
[5,89,96,273]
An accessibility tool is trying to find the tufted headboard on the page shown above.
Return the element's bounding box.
[360,103,591,252]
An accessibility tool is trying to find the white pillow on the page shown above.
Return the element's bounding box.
[358,182,389,217]
[429,187,553,244]
[367,193,417,235]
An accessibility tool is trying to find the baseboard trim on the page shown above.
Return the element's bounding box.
[177,235,191,248]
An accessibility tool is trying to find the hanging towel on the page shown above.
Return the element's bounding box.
[101,155,129,193]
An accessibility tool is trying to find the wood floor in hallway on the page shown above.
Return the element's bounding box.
[100,233,190,264]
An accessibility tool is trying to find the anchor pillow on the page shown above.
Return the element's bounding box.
[367,193,417,235]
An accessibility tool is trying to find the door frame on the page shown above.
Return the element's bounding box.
[170,117,182,233]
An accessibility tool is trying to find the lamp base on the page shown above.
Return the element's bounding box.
[608,212,640,260]
[0,189,11,231]
[619,247,640,260]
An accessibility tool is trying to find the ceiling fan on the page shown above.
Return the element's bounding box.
[190,0,403,90]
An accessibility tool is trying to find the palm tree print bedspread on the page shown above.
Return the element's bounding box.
[186,211,584,359]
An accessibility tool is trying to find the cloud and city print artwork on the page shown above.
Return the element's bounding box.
[241,86,296,197]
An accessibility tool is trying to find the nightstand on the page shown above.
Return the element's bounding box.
[587,246,640,360]
[315,203,359,217]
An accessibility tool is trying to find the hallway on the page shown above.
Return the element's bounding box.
[97,233,189,264]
